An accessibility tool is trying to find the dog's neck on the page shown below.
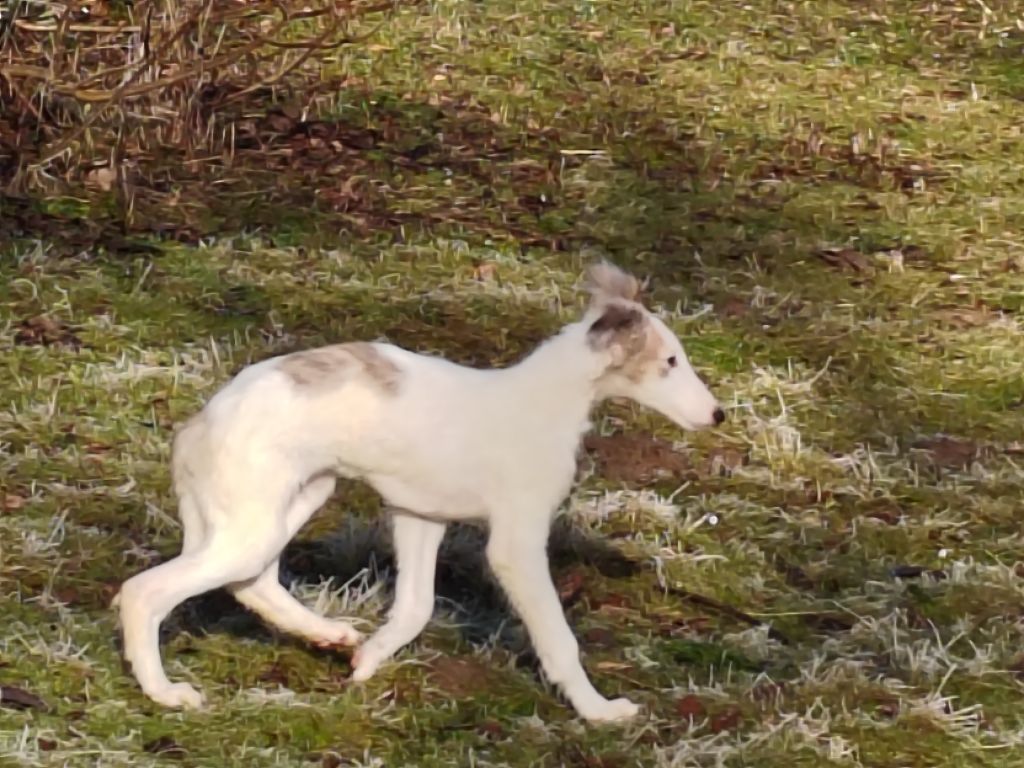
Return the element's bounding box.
[501,318,607,433]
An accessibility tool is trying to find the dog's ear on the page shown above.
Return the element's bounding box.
[587,303,646,366]
[586,261,640,307]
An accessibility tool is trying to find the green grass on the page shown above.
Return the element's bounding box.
[4,0,1024,765]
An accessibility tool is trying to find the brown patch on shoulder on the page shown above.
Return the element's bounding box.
[281,343,400,392]
[280,345,354,385]
[344,342,401,390]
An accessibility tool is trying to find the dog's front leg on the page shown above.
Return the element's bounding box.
[486,517,639,723]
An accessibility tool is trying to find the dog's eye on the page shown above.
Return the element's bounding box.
[667,356,678,368]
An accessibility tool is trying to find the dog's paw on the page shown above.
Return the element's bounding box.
[309,620,363,649]
[579,696,640,723]
[148,682,205,710]
[350,643,386,682]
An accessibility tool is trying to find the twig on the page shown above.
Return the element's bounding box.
[2,0,412,184]
[665,585,792,645]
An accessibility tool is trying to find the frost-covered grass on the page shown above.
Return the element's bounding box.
[3,0,1024,765]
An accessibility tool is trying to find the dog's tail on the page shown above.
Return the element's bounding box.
[170,413,207,495]
[109,416,208,613]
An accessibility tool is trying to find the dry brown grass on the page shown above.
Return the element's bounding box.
[1,0,404,204]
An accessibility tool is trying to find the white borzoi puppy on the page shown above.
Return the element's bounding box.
[117,262,724,722]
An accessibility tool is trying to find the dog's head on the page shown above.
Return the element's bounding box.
[584,262,724,431]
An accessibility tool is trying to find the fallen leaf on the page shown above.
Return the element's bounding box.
[258,662,291,687]
[817,246,872,272]
[426,657,494,698]
[699,446,748,477]
[0,686,47,711]
[85,166,116,192]
[933,306,995,329]
[14,315,82,349]
[52,586,81,605]
[556,568,586,606]
[101,582,120,605]
[652,614,711,637]
[708,706,743,733]
[864,504,902,525]
[591,593,631,610]
[472,261,498,281]
[911,435,978,469]
[877,701,901,718]
[779,562,815,590]
[594,661,632,671]
[675,694,706,719]
[899,244,929,263]
[2,493,26,511]
[476,720,505,740]
[264,110,297,134]
[583,627,617,648]
[78,0,112,18]
[716,297,749,318]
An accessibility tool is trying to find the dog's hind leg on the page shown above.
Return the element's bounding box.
[352,511,446,682]
[119,508,289,709]
[110,492,204,613]
[229,561,362,647]
[228,475,360,647]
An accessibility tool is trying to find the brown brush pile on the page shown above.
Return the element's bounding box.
[0,0,405,237]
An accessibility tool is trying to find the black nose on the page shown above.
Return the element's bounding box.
[712,408,726,426]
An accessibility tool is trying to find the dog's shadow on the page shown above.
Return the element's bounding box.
[173,513,641,657]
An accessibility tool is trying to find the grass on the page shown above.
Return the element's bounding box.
[3,0,1024,765]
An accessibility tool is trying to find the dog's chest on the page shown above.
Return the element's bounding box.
[366,472,485,521]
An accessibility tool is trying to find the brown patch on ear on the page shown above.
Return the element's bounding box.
[587,304,647,365]
[585,261,640,306]
[588,305,671,380]
[588,303,642,336]
[281,343,400,392]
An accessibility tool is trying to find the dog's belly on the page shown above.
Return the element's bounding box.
[366,473,484,522]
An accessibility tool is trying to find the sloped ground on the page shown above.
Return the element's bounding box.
[3,1,1024,765]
